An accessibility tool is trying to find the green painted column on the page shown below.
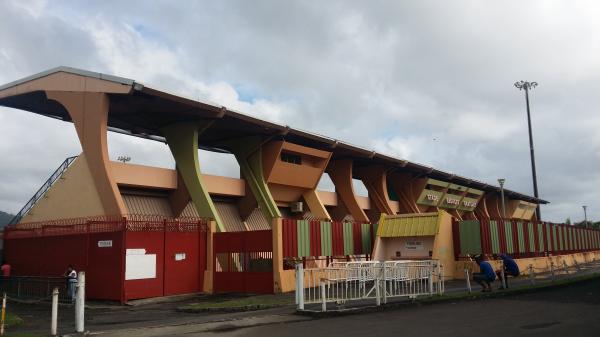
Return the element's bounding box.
[223,136,281,223]
[161,122,224,231]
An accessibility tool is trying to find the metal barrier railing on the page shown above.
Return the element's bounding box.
[0,276,72,302]
[296,260,444,311]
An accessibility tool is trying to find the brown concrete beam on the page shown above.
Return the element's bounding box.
[325,159,369,223]
[46,91,126,216]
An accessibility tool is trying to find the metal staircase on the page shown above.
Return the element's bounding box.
[9,156,78,225]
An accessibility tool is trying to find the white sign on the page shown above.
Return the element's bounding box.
[175,253,186,261]
[97,240,113,248]
[405,240,424,251]
[125,254,156,280]
[126,249,146,256]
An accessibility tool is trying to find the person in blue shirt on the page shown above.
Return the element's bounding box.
[473,254,496,292]
[494,253,520,289]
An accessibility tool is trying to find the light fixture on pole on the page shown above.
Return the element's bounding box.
[583,205,588,228]
[498,178,506,219]
[117,155,131,164]
[514,80,541,220]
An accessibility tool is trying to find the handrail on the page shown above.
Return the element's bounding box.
[9,156,78,225]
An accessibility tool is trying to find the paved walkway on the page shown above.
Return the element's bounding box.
[5,259,600,337]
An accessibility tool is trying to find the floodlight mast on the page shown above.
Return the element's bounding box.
[514,80,541,220]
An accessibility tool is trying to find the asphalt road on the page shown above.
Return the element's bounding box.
[211,278,600,337]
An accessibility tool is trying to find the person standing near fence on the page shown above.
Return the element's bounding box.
[64,265,77,302]
[494,254,520,289]
[473,255,496,292]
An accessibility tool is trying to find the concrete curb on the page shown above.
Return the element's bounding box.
[177,304,282,313]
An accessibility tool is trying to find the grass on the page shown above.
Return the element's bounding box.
[179,294,294,312]
[4,313,24,328]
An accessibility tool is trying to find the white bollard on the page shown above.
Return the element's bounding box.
[296,264,304,310]
[51,287,58,336]
[528,265,535,285]
[1,292,6,336]
[375,279,381,306]
[382,262,387,304]
[464,269,472,294]
[75,271,85,333]
[320,282,327,312]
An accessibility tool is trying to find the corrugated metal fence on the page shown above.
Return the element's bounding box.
[453,219,600,258]
[3,215,209,302]
[282,219,376,261]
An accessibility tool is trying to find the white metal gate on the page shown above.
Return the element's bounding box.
[296,260,444,311]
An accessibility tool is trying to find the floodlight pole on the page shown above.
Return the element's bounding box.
[498,179,506,219]
[515,80,541,220]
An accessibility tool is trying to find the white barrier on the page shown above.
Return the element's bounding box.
[297,260,444,311]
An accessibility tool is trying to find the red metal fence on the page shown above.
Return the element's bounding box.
[213,230,273,294]
[3,215,208,302]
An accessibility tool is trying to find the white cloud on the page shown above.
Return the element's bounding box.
[1,0,600,223]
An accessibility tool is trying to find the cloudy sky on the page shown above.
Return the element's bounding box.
[1,0,599,223]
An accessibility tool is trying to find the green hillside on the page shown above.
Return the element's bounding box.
[0,211,14,227]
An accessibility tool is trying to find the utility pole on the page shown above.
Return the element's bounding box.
[514,80,541,220]
[583,205,588,228]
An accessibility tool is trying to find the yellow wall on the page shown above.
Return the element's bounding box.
[20,154,106,222]
[432,210,456,279]
[453,250,600,279]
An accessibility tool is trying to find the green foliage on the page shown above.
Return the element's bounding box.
[0,211,15,227]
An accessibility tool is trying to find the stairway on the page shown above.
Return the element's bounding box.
[9,156,78,225]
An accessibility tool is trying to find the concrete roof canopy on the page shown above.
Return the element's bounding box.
[0,66,549,204]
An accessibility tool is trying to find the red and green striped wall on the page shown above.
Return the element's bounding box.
[282,219,376,258]
[453,219,600,258]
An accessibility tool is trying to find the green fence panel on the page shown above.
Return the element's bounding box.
[537,223,545,252]
[516,222,525,253]
[569,227,574,251]
[559,226,565,251]
[505,221,514,254]
[552,226,558,251]
[320,221,332,256]
[527,223,535,252]
[343,222,354,255]
[459,220,482,255]
[297,220,311,257]
[490,220,500,254]
[361,223,372,254]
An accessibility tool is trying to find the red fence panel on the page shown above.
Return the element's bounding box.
[282,219,297,258]
[331,221,344,256]
[163,224,206,297]
[213,230,273,294]
[124,230,165,300]
[309,220,322,257]
[86,231,124,301]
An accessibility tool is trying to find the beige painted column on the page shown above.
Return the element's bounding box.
[272,217,285,293]
[203,220,216,294]
[46,91,126,216]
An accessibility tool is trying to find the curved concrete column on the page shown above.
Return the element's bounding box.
[355,165,394,215]
[225,136,281,223]
[161,122,224,231]
[326,159,369,223]
[46,91,126,216]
